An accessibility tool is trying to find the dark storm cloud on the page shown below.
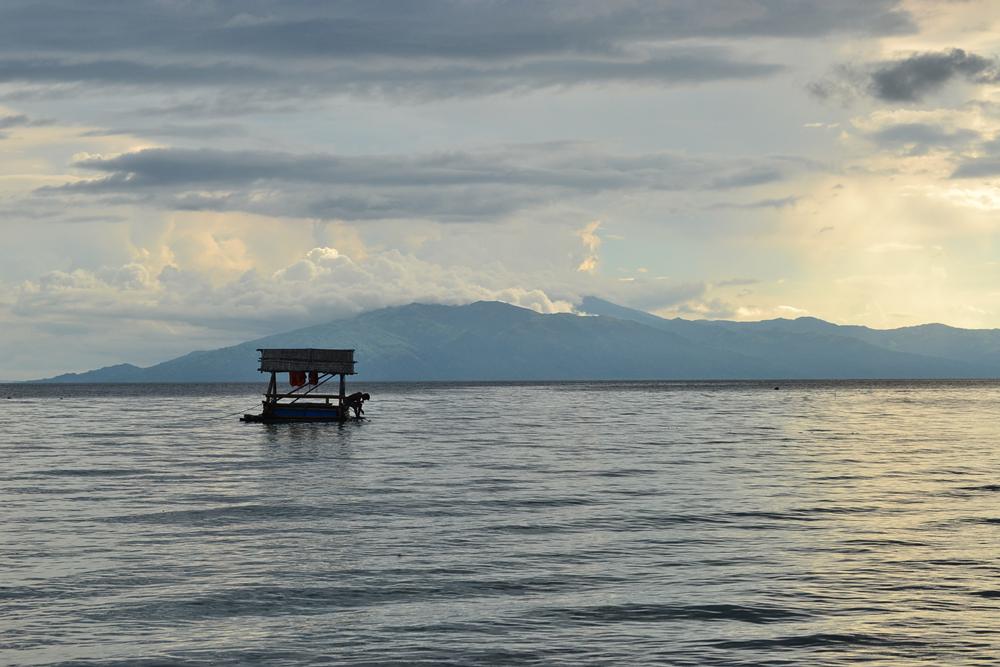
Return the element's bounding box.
[811,49,1000,103]
[0,1,912,99]
[40,145,791,221]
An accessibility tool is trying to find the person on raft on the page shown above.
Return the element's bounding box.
[344,392,370,418]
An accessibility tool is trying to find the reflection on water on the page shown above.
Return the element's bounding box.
[1,381,999,665]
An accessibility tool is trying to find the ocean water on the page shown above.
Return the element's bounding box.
[1,380,998,666]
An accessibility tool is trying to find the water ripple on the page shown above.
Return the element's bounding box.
[2,380,999,665]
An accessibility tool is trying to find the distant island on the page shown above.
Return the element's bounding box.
[30,297,1000,382]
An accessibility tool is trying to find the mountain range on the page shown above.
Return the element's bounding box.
[32,297,1000,382]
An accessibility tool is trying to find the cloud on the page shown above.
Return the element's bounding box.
[194,1,913,55]
[576,220,602,273]
[710,196,798,209]
[717,278,760,287]
[845,107,1000,170]
[595,279,708,312]
[40,144,792,222]
[811,48,1000,103]
[62,145,786,190]
[0,112,52,138]
[0,114,38,130]
[0,58,267,86]
[11,246,575,336]
[869,49,998,102]
[867,122,980,154]
[0,1,915,104]
[951,158,1000,178]
[0,52,783,101]
[0,1,913,59]
[865,242,925,253]
[79,123,248,139]
[668,297,739,319]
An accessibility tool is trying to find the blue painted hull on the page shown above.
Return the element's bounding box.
[241,402,347,423]
[273,406,340,419]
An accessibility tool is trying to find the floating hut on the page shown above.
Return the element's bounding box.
[241,348,362,423]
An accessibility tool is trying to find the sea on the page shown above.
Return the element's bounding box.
[1,381,998,666]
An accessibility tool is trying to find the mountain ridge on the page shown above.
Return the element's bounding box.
[27,298,1000,382]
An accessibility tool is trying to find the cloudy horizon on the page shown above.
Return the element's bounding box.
[4,0,1000,379]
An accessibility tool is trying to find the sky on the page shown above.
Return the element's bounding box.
[3,0,1000,379]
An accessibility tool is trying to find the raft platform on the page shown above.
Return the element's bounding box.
[241,348,364,424]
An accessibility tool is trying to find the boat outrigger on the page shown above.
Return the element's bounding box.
[241,348,367,423]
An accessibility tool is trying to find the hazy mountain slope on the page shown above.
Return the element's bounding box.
[578,297,988,378]
[687,311,1000,367]
[40,363,146,383]
[834,324,1000,367]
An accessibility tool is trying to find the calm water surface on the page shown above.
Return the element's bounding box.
[1,381,998,665]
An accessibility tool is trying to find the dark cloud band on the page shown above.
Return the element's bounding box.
[0,1,910,100]
[41,144,792,221]
[0,1,913,59]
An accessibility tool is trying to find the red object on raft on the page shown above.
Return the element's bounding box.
[289,371,306,386]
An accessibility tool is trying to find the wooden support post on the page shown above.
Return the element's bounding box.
[264,371,277,415]
[339,373,346,420]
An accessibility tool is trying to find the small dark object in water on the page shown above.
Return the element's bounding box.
[774,386,780,390]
